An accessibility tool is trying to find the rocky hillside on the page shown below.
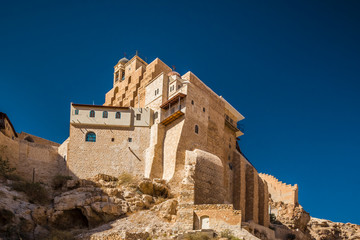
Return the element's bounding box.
[269,200,360,240]
[1,170,359,240]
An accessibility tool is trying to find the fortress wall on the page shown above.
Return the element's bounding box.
[232,151,247,221]
[162,118,185,181]
[245,164,259,223]
[67,125,150,179]
[259,173,298,205]
[193,149,225,204]
[258,177,270,227]
[0,132,66,184]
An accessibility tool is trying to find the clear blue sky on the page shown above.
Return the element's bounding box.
[1,0,359,224]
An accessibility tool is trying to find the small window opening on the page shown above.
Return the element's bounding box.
[136,114,141,120]
[195,125,199,134]
[103,111,108,118]
[154,112,158,119]
[89,110,95,118]
[128,137,132,142]
[85,132,96,142]
[228,163,233,170]
[203,107,205,112]
[115,112,121,119]
[191,100,194,105]
[121,70,125,80]
[111,138,114,142]
[75,109,79,115]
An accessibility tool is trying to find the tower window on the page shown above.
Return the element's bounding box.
[103,111,108,118]
[115,112,121,119]
[136,114,141,120]
[115,71,119,81]
[85,132,96,142]
[195,125,199,134]
[155,89,159,96]
[228,163,233,170]
[89,110,95,118]
[74,109,79,115]
[121,70,125,80]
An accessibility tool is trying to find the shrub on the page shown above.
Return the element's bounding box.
[220,229,241,240]
[118,172,138,186]
[52,175,72,190]
[183,232,211,240]
[270,213,276,223]
[12,181,49,204]
[0,155,15,177]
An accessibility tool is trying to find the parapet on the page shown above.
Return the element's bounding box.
[259,173,298,205]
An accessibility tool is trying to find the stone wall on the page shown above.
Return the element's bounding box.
[67,124,150,179]
[193,204,241,232]
[259,173,298,205]
[0,132,66,183]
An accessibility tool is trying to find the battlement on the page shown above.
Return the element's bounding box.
[259,173,298,205]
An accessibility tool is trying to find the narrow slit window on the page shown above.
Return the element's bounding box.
[115,112,121,119]
[74,109,79,115]
[195,125,199,134]
[103,111,108,118]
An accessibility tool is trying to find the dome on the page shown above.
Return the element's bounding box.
[118,57,129,64]
[168,71,181,77]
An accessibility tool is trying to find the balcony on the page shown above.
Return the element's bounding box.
[225,114,243,136]
[161,104,185,126]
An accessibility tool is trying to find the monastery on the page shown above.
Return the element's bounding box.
[0,53,299,235]
[59,54,298,232]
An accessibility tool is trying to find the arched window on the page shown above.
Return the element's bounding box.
[115,112,121,119]
[89,110,95,118]
[85,132,96,142]
[195,125,199,134]
[102,111,108,118]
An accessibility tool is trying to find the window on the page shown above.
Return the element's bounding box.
[191,100,194,105]
[136,114,141,120]
[121,70,125,80]
[111,138,114,142]
[155,88,159,96]
[85,132,96,142]
[75,109,79,115]
[128,137,132,142]
[170,85,174,92]
[115,71,119,81]
[195,125,199,134]
[203,107,205,112]
[154,112,158,119]
[103,111,108,118]
[115,112,121,119]
[228,163,233,170]
[89,110,95,118]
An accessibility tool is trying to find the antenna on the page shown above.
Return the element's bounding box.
[92,100,94,105]
[135,50,138,56]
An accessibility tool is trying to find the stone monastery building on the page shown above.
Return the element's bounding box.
[61,54,298,232]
